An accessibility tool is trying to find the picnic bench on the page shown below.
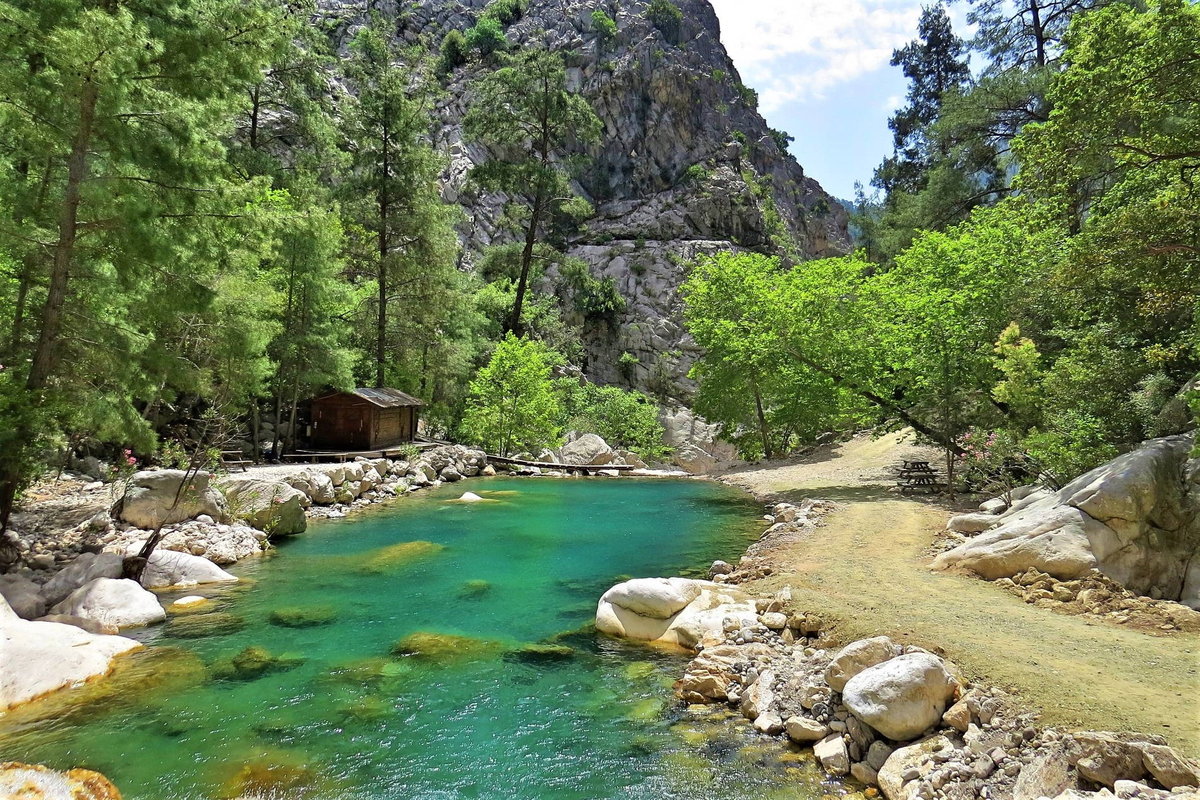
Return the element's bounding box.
[220,449,251,472]
[897,459,947,494]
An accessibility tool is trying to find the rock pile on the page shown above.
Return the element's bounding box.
[715,500,838,583]
[599,579,1200,800]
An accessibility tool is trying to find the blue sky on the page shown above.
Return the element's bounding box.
[709,0,972,200]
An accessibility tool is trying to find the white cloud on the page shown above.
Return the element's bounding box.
[708,0,967,112]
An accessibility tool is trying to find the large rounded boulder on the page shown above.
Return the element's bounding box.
[560,433,615,466]
[137,549,238,589]
[825,636,902,692]
[843,652,959,742]
[117,469,227,528]
[215,475,307,536]
[595,577,757,650]
[50,578,166,630]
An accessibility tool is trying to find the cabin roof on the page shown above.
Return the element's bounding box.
[314,388,426,408]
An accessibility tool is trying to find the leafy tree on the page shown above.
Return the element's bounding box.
[558,383,668,460]
[465,18,508,57]
[770,128,795,153]
[0,0,287,527]
[646,0,683,45]
[463,47,602,334]
[991,322,1043,433]
[462,334,563,456]
[339,17,461,390]
[439,29,469,74]
[482,0,527,26]
[592,9,617,51]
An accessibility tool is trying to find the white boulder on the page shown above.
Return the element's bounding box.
[560,433,615,466]
[50,578,166,630]
[947,512,1000,534]
[215,475,307,536]
[814,734,851,776]
[843,652,959,742]
[0,595,140,709]
[117,469,227,528]
[0,574,46,619]
[825,636,902,692]
[595,577,757,650]
[136,549,237,589]
[41,551,125,606]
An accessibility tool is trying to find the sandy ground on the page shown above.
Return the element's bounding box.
[716,431,1200,758]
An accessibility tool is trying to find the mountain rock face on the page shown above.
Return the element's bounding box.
[319,0,849,396]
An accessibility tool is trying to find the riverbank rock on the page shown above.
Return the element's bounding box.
[660,406,738,475]
[103,520,264,566]
[947,513,1001,534]
[878,735,956,800]
[842,653,959,742]
[560,433,615,466]
[825,636,902,692]
[0,762,123,799]
[0,574,47,619]
[137,549,237,589]
[50,578,166,630]
[116,469,227,528]
[215,475,307,536]
[595,577,757,650]
[676,642,775,702]
[1,595,140,709]
[934,435,1200,607]
[41,552,125,606]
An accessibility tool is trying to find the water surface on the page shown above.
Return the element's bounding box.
[0,478,837,799]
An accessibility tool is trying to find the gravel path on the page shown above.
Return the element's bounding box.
[716,431,1200,757]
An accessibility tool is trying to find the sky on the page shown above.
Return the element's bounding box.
[708,0,972,201]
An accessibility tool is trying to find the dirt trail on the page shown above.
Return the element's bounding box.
[717,431,1200,757]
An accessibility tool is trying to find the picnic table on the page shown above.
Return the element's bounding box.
[897,459,946,493]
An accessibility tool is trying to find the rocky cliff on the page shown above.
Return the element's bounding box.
[319,0,850,397]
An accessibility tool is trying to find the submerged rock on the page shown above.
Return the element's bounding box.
[457,579,491,599]
[0,762,122,800]
[268,605,338,628]
[505,643,576,664]
[212,646,305,680]
[391,631,502,663]
[356,540,445,573]
[163,611,245,639]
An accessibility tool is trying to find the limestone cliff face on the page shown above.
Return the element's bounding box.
[320,0,850,396]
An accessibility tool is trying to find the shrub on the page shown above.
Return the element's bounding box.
[482,0,527,26]
[770,127,794,152]
[560,260,627,321]
[592,9,617,47]
[735,81,758,108]
[557,382,668,460]
[439,29,468,73]
[645,0,682,44]
[683,163,709,186]
[465,18,508,56]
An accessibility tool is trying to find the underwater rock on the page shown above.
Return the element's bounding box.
[268,605,338,628]
[0,762,123,800]
[356,540,445,573]
[505,643,576,664]
[391,631,502,663]
[212,646,305,680]
[222,755,323,800]
[457,579,492,599]
[163,611,246,639]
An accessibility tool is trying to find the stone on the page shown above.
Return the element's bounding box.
[709,560,733,577]
[853,761,880,786]
[1140,744,1200,789]
[50,578,165,630]
[0,574,46,619]
[947,513,1000,534]
[980,497,1009,515]
[760,611,787,630]
[786,716,829,743]
[441,466,462,482]
[741,668,776,719]
[878,736,954,800]
[559,433,615,466]
[825,636,902,692]
[391,631,502,663]
[286,470,336,505]
[268,605,338,628]
[459,492,484,502]
[41,552,125,606]
[1068,732,1152,788]
[173,595,207,608]
[1013,744,1075,800]
[0,595,140,709]
[596,577,757,650]
[137,549,237,589]
[675,642,773,703]
[117,469,227,528]
[942,699,972,732]
[754,712,784,734]
[814,734,851,776]
[0,762,122,800]
[215,475,307,536]
[842,653,959,742]
[868,741,895,771]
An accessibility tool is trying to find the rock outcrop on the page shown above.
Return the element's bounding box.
[316,0,848,400]
[50,578,166,630]
[935,435,1200,607]
[0,595,140,710]
[0,762,123,800]
[214,475,308,536]
[115,469,227,529]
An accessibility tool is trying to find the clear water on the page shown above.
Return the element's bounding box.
[0,478,839,800]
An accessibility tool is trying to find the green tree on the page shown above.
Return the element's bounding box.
[592,9,617,52]
[339,17,461,390]
[462,334,563,456]
[646,0,682,45]
[558,383,668,460]
[463,47,602,334]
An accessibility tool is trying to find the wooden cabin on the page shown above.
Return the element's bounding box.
[310,388,424,451]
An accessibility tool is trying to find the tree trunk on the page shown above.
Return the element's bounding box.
[507,186,544,336]
[751,378,773,459]
[376,106,391,388]
[251,402,261,465]
[27,79,98,392]
[1029,0,1046,68]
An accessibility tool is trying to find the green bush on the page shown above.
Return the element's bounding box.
[465,18,508,56]
[557,382,668,460]
[439,29,468,73]
[592,9,617,46]
[770,127,794,152]
[560,260,627,321]
[482,0,527,26]
[683,163,709,186]
[735,81,759,109]
[645,0,682,44]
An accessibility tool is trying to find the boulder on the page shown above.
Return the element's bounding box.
[41,552,125,606]
[675,642,774,703]
[0,762,123,800]
[842,653,959,742]
[1014,743,1076,800]
[814,733,851,776]
[118,469,227,528]
[215,475,307,536]
[947,512,1000,534]
[596,577,757,650]
[740,668,776,719]
[1066,732,1154,788]
[0,574,46,619]
[878,735,955,800]
[1140,744,1200,789]
[34,614,118,635]
[825,636,902,692]
[934,435,1200,605]
[659,406,738,475]
[980,497,1009,515]
[286,471,336,505]
[560,433,615,466]
[313,463,346,487]
[137,549,237,589]
[459,492,484,502]
[0,595,140,709]
[786,715,829,743]
[50,578,166,630]
[941,699,972,732]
